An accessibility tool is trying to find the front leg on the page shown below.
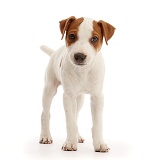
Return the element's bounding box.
[91,94,110,152]
[62,93,78,151]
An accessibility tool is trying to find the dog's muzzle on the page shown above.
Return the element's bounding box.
[74,52,87,65]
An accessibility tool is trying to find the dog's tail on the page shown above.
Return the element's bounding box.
[40,45,55,56]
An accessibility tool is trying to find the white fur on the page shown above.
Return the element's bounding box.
[40,45,54,56]
[40,17,109,152]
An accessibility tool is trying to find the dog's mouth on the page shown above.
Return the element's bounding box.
[74,62,86,66]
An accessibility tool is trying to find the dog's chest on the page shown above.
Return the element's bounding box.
[72,72,91,93]
[61,66,103,95]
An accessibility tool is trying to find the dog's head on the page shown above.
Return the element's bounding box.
[59,16,115,67]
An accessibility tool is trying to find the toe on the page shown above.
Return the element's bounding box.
[39,137,53,144]
[95,144,110,153]
[78,137,85,143]
[62,142,77,151]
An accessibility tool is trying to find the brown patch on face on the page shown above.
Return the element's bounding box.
[90,21,103,52]
[59,16,84,47]
[90,20,115,51]
[59,16,76,40]
[65,17,84,46]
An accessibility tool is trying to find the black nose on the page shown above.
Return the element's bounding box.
[74,53,87,63]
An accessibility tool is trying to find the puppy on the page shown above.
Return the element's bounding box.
[39,16,115,152]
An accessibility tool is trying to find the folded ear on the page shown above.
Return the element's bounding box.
[59,16,76,40]
[98,20,115,45]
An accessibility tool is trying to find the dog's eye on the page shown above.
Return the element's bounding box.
[69,34,76,40]
[91,36,98,43]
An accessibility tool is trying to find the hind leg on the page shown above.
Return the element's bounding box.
[76,94,85,143]
[39,80,60,144]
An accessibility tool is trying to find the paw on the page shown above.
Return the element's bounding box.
[94,143,110,152]
[39,135,53,144]
[62,141,77,151]
[78,136,85,143]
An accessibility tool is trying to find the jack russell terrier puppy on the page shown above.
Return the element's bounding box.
[39,16,115,152]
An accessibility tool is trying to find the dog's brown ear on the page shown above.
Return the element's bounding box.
[59,16,76,40]
[98,20,115,45]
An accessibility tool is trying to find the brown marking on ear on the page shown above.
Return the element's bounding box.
[98,20,115,45]
[59,16,76,40]
[91,21,103,52]
[65,17,84,46]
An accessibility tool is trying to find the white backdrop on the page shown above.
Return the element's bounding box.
[0,0,160,160]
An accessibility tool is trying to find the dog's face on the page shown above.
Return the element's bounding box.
[59,16,115,67]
